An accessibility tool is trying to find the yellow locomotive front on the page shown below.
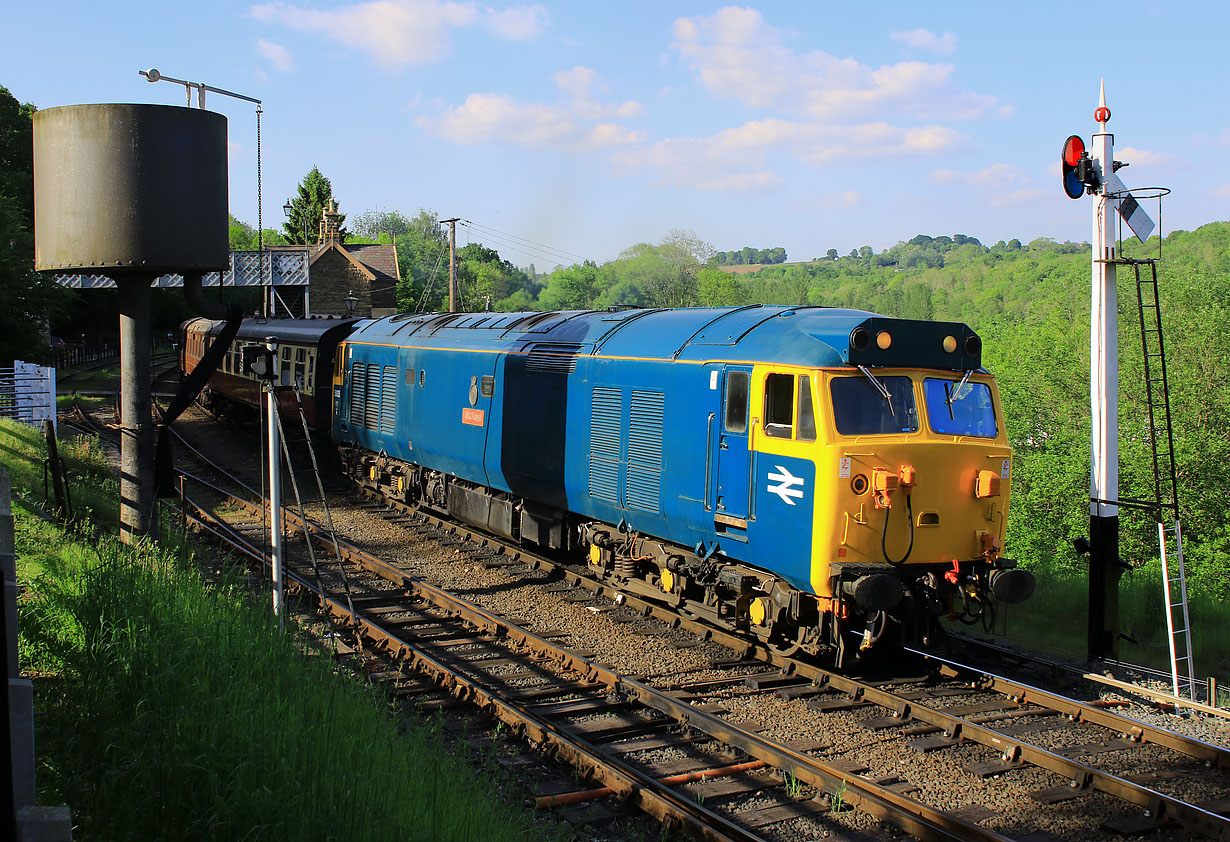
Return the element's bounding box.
[748,354,1033,662]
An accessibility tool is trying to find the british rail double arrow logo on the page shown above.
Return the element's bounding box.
[767,465,805,505]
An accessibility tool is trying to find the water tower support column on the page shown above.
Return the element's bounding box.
[117,276,156,541]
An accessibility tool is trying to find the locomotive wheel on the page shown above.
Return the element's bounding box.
[767,623,809,658]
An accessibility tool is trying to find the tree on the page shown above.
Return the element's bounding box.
[351,209,412,241]
[0,86,70,365]
[697,267,748,306]
[282,166,346,244]
[228,214,257,250]
[826,249,838,260]
[654,229,714,307]
[394,208,449,311]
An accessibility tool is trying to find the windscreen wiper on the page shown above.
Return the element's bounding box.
[856,364,895,417]
[946,370,975,411]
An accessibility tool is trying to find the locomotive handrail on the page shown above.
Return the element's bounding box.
[747,418,758,522]
[704,412,715,512]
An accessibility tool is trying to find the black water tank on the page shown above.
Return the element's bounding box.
[33,103,228,273]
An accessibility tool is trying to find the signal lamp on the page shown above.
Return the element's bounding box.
[241,344,274,381]
[1061,134,1099,199]
[942,335,957,353]
[876,331,892,350]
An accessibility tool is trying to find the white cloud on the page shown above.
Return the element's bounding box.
[418,93,644,150]
[1115,146,1180,168]
[890,28,957,55]
[485,4,547,40]
[930,163,1028,189]
[249,1,541,67]
[671,7,995,121]
[613,119,966,192]
[256,38,296,72]
[552,66,644,120]
[929,163,1049,206]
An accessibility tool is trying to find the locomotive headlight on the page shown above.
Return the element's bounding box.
[942,335,958,354]
[965,335,982,356]
[850,327,870,352]
[876,330,892,350]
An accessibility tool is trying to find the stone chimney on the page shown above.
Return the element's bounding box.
[319,198,342,243]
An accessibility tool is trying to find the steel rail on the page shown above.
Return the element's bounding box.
[353,488,1230,840]
[910,647,1230,766]
[950,633,1230,720]
[174,476,1007,841]
[282,506,1012,841]
[106,409,1230,841]
[174,494,770,842]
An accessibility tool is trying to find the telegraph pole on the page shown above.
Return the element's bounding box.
[441,217,459,312]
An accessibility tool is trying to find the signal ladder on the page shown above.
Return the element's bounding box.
[1123,259,1194,701]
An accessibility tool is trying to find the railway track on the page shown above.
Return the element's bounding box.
[67,401,1230,841]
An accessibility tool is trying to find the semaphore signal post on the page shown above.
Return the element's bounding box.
[1062,82,1187,672]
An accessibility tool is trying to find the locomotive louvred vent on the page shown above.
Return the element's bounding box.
[364,363,381,431]
[626,390,664,513]
[589,386,621,504]
[526,343,584,374]
[380,365,397,435]
[350,363,367,428]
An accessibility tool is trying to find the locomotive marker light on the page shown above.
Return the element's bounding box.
[1075,80,1156,661]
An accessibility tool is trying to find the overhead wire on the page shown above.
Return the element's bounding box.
[460,219,588,264]
[458,219,589,269]
[456,225,569,269]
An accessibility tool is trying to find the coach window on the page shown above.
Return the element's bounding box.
[724,370,749,433]
[763,373,794,438]
[293,347,307,388]
[796,375,817,442]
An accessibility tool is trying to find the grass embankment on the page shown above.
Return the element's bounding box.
[993,562,1230,684]
[3,418,562,841]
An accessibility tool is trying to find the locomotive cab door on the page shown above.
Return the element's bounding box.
[712,365,753,529]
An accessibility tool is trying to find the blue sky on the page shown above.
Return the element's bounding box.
[3,1,1226,269]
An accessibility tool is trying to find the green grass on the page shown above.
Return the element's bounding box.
[2,418,563,841]
[994,562,1230,678]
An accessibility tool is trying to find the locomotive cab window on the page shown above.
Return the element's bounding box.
[923,378,997,438]
[763,373,794,438]
[796,375,816,442]
[724,370,749,433]
[830,375,919,436]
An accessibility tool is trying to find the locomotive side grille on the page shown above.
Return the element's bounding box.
[364,363,381,431]
[589,386,621,504]
[350,363,367,428]
[380,365,397,435]
[626,390,664,513]
[526,343,583,374]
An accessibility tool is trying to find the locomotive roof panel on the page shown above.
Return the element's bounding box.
[345,306,983,371]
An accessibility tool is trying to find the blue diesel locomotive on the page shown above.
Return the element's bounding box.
[332,305,1034,664]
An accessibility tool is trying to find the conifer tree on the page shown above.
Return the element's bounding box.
[282,166,347,244]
